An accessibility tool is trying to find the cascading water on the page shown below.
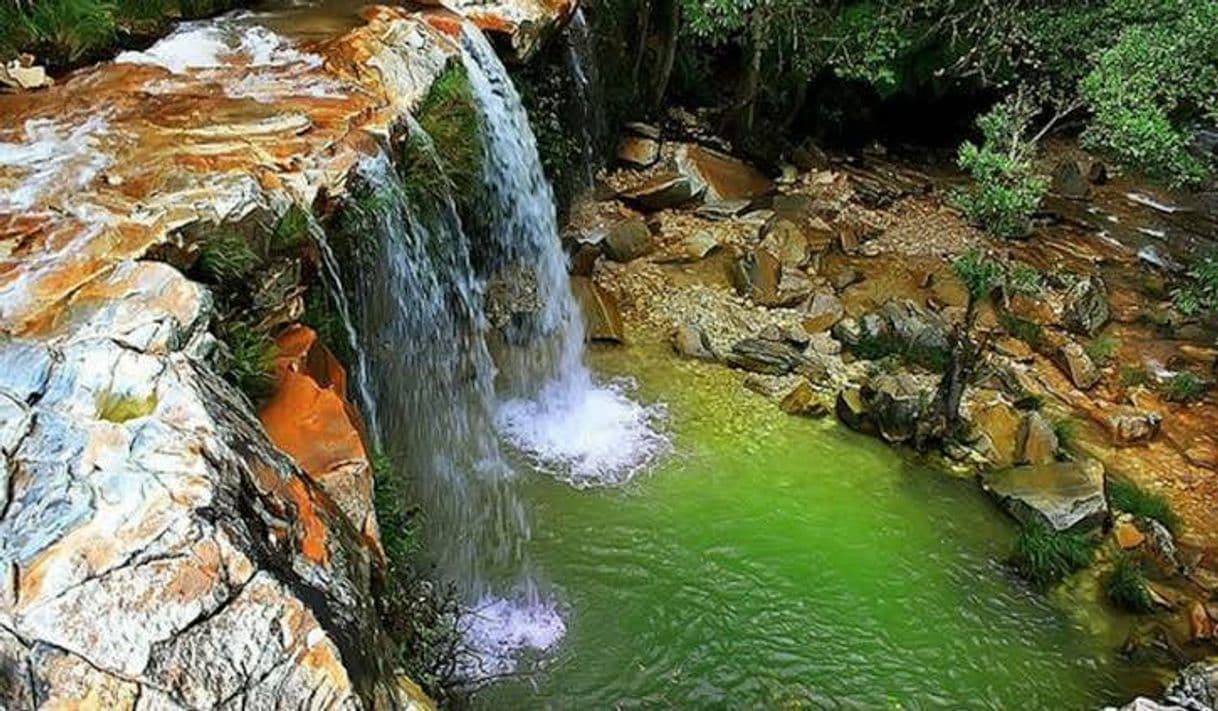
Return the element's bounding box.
[565,7,605,188]
[315,24,666,681]
[459,23,668,488]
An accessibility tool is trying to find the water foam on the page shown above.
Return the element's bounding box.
[460,596,566,680]
[117,22,320,74]
[497,375,669,487]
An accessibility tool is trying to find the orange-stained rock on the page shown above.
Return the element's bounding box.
[1188,601,1213,641]
[1114,519,1146,549]
[261,326,380,559]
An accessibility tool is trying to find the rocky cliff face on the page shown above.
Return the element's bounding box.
[0,3,570,708]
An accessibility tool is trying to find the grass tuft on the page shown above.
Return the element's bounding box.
[1104,555,1155,612]
[1085,334,1119,367]
[400,61,484,213]
[220,323,278,402]
[270,205,312,255]
[1108,478,1179,533]
[1010,522,1097,588]
[193,229,260,284]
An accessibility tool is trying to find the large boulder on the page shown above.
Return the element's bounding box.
[981,458,1108,532]
[602,219,655,262]
[620,172,705,210]
[0,262,415,708]
[675,144,773,204]
[859,372,938,444]
[1062,276,1109,337]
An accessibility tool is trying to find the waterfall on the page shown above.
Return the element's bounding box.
[565,7,605,188]
[315,23,666,680]
[460,23,668,489]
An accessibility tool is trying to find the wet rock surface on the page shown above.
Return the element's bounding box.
[981,459,1108,532]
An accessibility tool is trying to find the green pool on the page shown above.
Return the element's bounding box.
[473,342,1157,708]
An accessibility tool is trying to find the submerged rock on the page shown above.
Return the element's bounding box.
[981,459,1108,532]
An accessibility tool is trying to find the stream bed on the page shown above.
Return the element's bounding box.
[472,341,1162,708]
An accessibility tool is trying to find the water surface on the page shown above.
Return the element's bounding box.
[476,342,1158,708]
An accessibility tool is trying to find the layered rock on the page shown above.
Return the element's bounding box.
[0,2,573,707]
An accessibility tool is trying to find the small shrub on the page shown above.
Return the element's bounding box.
[25,0,117,63]
[1107,478,1179,533]
[1163,371,1207,403]
[1119,365,1151,388]
[953,249,1006,302]
[220,323,278,402]
[952,97,1049,240]
[1085,334,1119,367]
[1104,555,1155,613]
[1172,250,1218,317]
[193,229,259,284]
[1011,522,1097,588]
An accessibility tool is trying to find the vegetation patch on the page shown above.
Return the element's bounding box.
[1162,371,1208,403]
[191,229,259,284]
[1010,522,1097,588]
[96,390,157,423]
[1172,250,1218,317]
[400,62,484,215]
[1104,555,1155,613]
[370,450,465,703]
[852,333,950,373]
[998,313,1044,349]
[218,322,278,403]
[1119,365,1151,388]
[1051,418,1077,450]
[1085,334,1119,367]
[1107,478,1179,533]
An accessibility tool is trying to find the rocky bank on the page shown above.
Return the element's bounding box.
[570,116,1218,702]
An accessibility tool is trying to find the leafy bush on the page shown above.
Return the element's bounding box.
[953,249,1006,302]
[1108,478,1179,533]
[192,229,259,284]
[1079,3,1218,187]
[1172,250,1218,317]
[1104,555,1155,612]
[1011,522,1097,588]
[1007,262,1044,296]
[952,97,1049,240]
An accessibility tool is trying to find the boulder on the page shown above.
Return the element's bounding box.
[835,386,872,434]
[760,218,812,270]
[620,172,704,210]
[1051,159,1092,200]
[1054,341,1102,390]
[260,326,378,550]
[676,230,720,261]
[731,249,811,307]
[603,219,655,262]
[675,144,773,203]
[779,380,828,417]
[726,338,806,375]
[879,299,952,354]
[1165,660,1218,710]
[965,394,1025,468]
[860,372,937,444]
[981,459,1108,532]
[1017,411,1059,465]
[1062,276,1110,336]
[617,135,660,168]
[0,262,411,708]
[670,322,716,361]
[571,276,625,342]
[1110,410,1163,445]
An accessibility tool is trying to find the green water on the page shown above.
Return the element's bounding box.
[476,344,1156,709]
